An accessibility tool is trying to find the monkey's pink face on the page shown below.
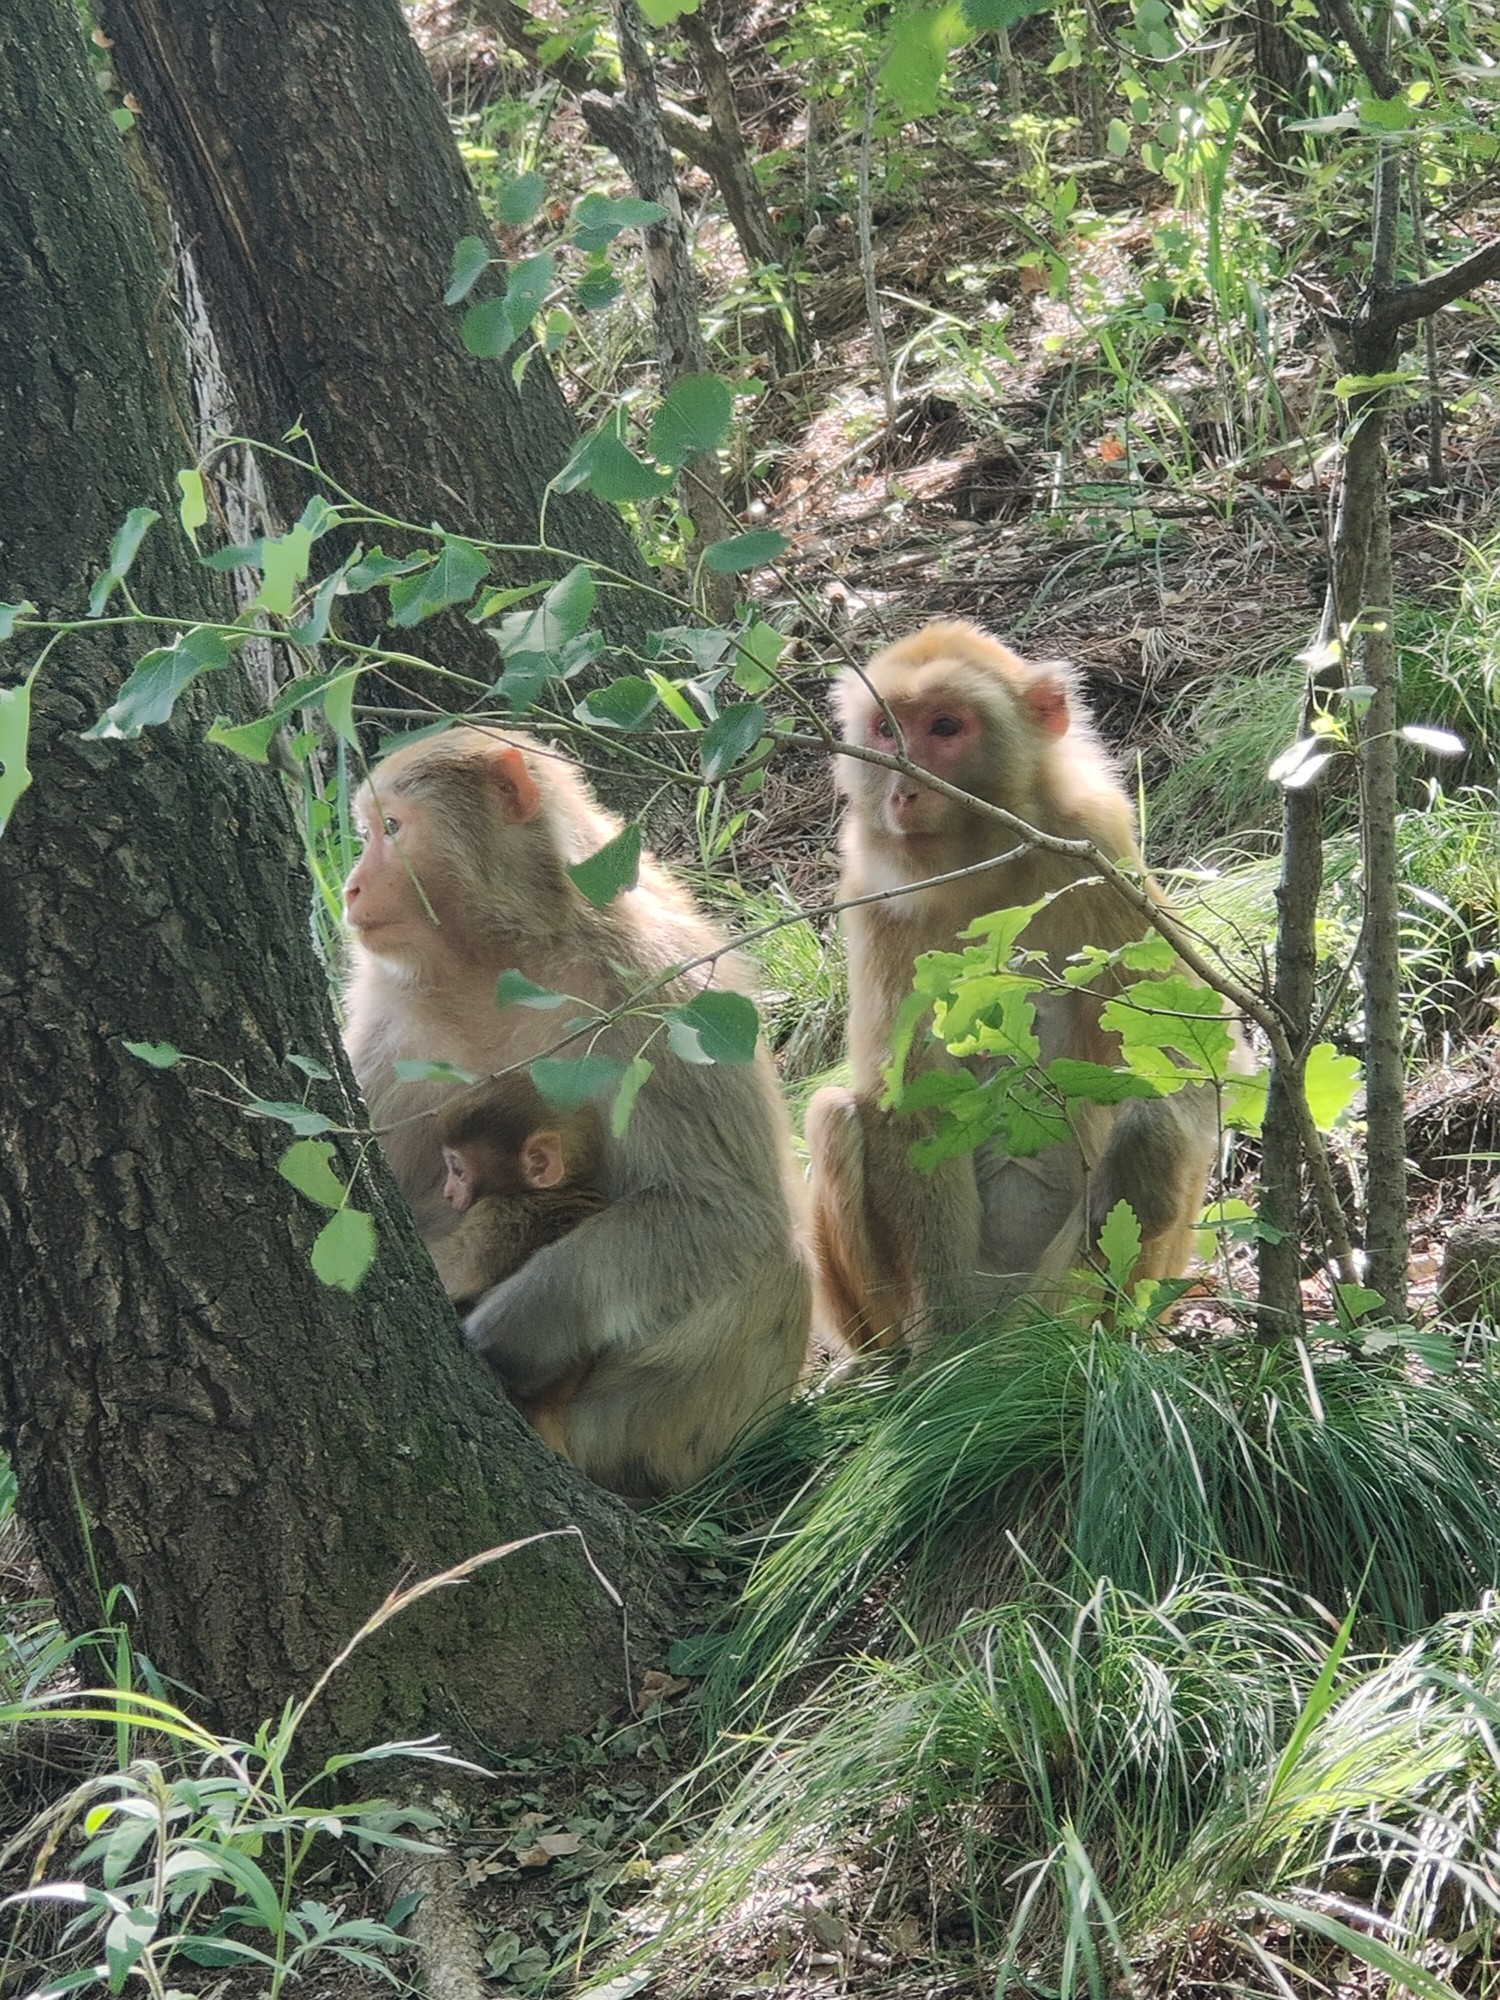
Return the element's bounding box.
[863,698,984,836]
[441,1146,475,1210]
[343,789,441,957]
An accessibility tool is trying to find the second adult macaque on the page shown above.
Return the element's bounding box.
[342,727,812,1497]
[432,1086,607,1313]
[807,619,1227,1348]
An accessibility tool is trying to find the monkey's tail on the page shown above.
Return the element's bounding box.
[805,1085,906,1352]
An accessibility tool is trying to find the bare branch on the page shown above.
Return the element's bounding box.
[1363,236,1500,340]
[1317,0,1399,96]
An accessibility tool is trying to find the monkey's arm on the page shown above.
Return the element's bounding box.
[433,1187,609,1311]
[465,1058,803,1395]
[807,1085,983,1347]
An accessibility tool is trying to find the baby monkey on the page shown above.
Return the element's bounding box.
[431,1083,608,1314]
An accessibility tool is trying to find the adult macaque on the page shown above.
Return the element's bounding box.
[342,727,812,1498]
[806,620,1225,1348]
[432,1086,607,1313]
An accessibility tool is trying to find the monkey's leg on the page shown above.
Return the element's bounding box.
[1085,1093,1220,1285]
[514,1362,591,1459]
[807,1086,982,1349]
[559,1254,811,1497]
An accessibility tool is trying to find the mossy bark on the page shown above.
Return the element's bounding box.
[0,0,682,1762]
[92,0,658,683]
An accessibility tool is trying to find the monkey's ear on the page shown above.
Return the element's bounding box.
[523,1130,566,1189]
[1022,670,1070,738]
[488,744,543,823]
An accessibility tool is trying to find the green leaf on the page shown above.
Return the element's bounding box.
[206,713,277,763]
[576,677,659,730]
[297,494,341,542]
[322,671,359,747]
[289,559,352,647]
[278,1139,346,1211]
[252,523,314,618]
[732,616,785,695]
[123,1039,183,1069]
[445,234,492,305]
[287,1054,333,1081]
[387,537,489,627]
[244,1097,336,1136]
[571,193,669,253]
[492,563,595,656]
[880,4,969,117]
[343,547,432,593]
[85,625,232,739]
[1303,1041,1362,1130]
[575,263,624,312]
[568,822,642,906]
[0,665,38,836]
[1360,1325,1457,1373]
[1097,1199,1142,1289]
[177,469,208,540]
[1045,1058,1159,1104]
[0,599,37,641]
[649,374,733,469]
[646,671,701,729]
[392,1058,480,1083]
[611,1055,653,1137]
[700,702,766,780]
[496,970,569,1010]
[665,989,759,1064]
[1334,1280,1386,1323]
[88,507,160,616]
[497,170,547,226]
[461,253,555,357]
[703,529,788,575]
[311,1209,377,1291]
[1223,1066,1269,1133]
[104,1905,157,1990]
[1248,1897,1457,2000]
[638,0,696,19]
[1116,933,1177,973]
[530,1053,628,1110]
[962,0,1050,26]
[1106,116,1131,156]
[1401,723,1465,757]
[1332,367,1422,398]
[1358,93,1414,130]
[1100,975,1237,1088]
[555,426,672,502]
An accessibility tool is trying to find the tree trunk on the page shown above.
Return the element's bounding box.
[94,0,657,688]
[0,0,681,1760]
[678,6,809,373]
[1248,0,1309,172]
[586,0,736,619]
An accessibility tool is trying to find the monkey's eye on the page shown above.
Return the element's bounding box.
[381,814,401,837]
[873,716,895,739]
[930,715,964,738]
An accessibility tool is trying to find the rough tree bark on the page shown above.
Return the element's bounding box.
[93,0,657,692]
[0,0,681,1759]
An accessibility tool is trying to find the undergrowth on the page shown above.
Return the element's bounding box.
[684,1321,1500,1726]
[628,1322,1500,1998]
